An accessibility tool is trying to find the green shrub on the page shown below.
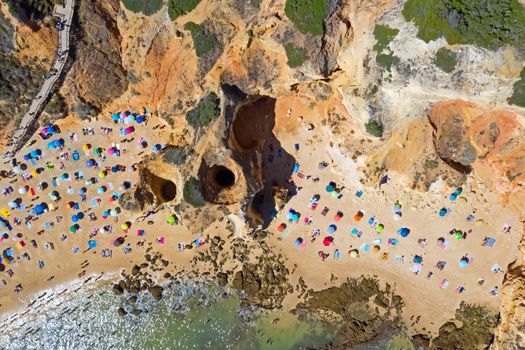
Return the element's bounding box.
[424,159,439,169]
[5,0,61,20]
[373,25,399,71]
[284,0,329,36]
[373,25,399,53]
[162,147,188,165]
[365,120,383,137]
[44,93,67,116]
[121,0,162,15]
[284,43,309,68]
[186,92,220,129]
[434,47,457,73]
[184,22,219,58]
[510,67,525,107]
[403,0,525,51]
[183,177,205,207]
[168,0,201,20]
[376,54,400,71]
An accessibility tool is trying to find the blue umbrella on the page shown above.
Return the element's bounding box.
[71,215,79,223]
[77,212,84,219]
[327,224,337,234]
[293,238,303,247]
[34,204,44,214]
[85,160,93,168]
[398,227,410,237]
[136,116,144,124]
[459,258,468,268]
[439,208,447,217]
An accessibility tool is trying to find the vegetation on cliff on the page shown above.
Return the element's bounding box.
[168,0,201,20]
[186,92,220,129]
[121,0,163,15]
[5,0,61,21]
[184,22,219,58]
[373,25,399,71]
[183,177,206,207]
[434,47,457,73]
[510,67,525,107]
[0,11,46,128]
[403,0,525,50]
[284,43,309,68]
[365,120,384,137]
[284,0,329,36]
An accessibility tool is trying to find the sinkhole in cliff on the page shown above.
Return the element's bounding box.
[209,165,235,189]
[231,96,276,152]
[160,181,177,201]
[145,170,177,203]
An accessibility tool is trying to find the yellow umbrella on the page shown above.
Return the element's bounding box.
[99,171,106,178]
[0,208,10,218]
[31,170,38,177]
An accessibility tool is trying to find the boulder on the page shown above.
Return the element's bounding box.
[148,285,164,301]
[112,283,124,295]
[216,272,228,287]
[117,307,127,316]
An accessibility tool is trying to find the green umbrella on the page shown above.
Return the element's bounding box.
[167,215,176,225]
[69,225,77,233]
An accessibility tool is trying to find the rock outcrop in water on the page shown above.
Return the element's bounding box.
[295,277,404,348]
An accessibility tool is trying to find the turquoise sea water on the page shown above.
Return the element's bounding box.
[0,279,339,350]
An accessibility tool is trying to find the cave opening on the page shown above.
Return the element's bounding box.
[214,166,235,187]
[208,165,235,190]
[160,180,177,201]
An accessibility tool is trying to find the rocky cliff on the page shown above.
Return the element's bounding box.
[0,2,57,147]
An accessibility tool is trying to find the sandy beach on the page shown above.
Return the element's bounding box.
[0,105,521,341]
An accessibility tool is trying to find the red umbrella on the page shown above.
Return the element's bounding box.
[323,236,334,246]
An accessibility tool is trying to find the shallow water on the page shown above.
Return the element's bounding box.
[0,278,338,350]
